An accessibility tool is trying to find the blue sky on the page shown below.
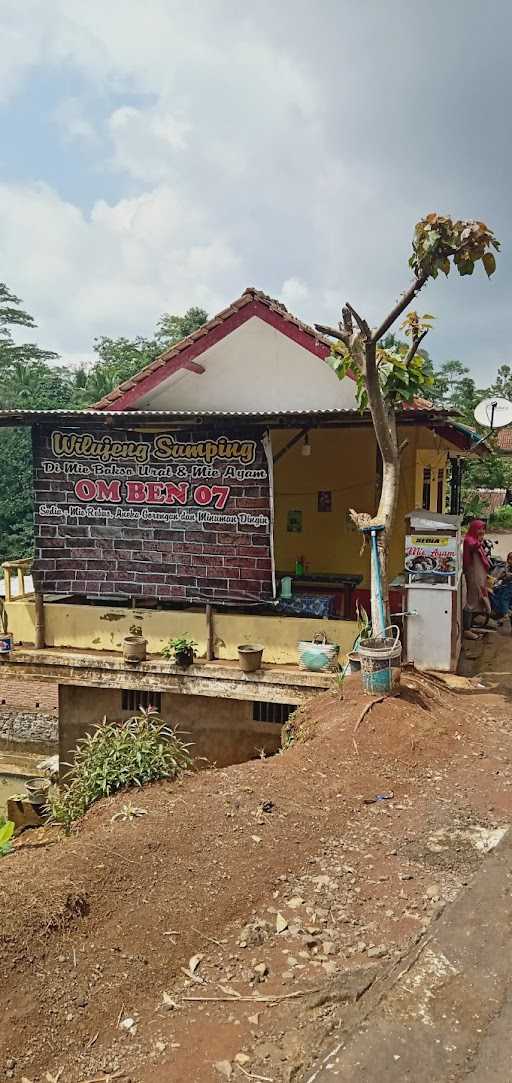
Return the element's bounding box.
[0,0,510,380]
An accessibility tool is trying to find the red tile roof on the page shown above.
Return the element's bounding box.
[93,287,333,410]
[496,427,512,452]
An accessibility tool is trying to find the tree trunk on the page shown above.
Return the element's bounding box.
[364,345,400,637]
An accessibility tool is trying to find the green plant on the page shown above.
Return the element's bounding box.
[0,817,15,856]
[129,624,143,637]
[46,707,193,832]
[490,505,512,529]
[162,635,198,665]
[355,601,371,641]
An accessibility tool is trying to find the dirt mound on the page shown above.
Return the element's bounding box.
[1,672,511,1082]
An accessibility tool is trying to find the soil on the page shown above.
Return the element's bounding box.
[2,652,512,1083]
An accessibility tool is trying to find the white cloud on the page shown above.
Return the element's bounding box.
[0,0,509,378]
[280,277,310,311]
[108,106,191,182]
[0,181,240,356]
[52,97,98,145]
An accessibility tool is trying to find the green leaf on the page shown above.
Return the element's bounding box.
[0,820,14,848]
[458,260,474,276]
[482,252,496,278]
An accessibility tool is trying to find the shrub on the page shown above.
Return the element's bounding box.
[47,707,193,831]
[489,505,512,529]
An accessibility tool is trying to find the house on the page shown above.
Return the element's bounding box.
[0,288,485,768]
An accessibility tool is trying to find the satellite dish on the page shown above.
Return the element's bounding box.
[474,396,512,429]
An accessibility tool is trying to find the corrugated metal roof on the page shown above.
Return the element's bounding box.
[0,406,458,428]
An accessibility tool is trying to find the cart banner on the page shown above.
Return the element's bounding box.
[32,425,275,602]
[405,534,458,575]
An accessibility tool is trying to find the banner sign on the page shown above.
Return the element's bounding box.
[405,534,458,576]
[32,426,275,602]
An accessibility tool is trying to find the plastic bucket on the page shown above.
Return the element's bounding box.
[358,626,401,695]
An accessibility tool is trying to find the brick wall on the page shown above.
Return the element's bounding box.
[32,426,274,603]
[0,674,58,713]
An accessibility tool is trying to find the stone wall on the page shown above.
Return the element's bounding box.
[0,706,58,746]
[0,673,58,746]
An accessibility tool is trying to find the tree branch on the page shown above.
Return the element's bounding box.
[315,323,350,345]
[364,341,396,464]
[404,328,429,366]
[371,270,429,344]
[344,303,371,338]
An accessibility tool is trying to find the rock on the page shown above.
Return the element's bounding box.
[161,992,177,1011]
[276,912,288,933]
[399,873,414,881]
[235,1053,251,1066]
[426,883,441,900]
[248,1013,260,1026]
[119,1016,136,1032]
[188,953,204,974]
[254,962,269,979]
[5,1060,16,1071]
[367,945,387,959]
[287,896,304,909]
[214,1061,233,1080]
[322,961,337,976]
[239,919,272,948]
[287,955,299,967]
[155,1040,167,1053]
[322,942,336,955]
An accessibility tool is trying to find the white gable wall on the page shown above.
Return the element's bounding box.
[135,316,357,411]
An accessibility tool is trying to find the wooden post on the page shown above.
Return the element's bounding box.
[34,591,46,649]
[206,604,214,661]
[3,567,12,603]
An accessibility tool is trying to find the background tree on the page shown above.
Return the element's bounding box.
[0,284,75,561]
[0,292,209,562]
[316,214,499,635]
[74,306,208,404]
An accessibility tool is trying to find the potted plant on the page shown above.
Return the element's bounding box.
[163,635,197,668]
[0,599,13,656]
[122,624,147,664]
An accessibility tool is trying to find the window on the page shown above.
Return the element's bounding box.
[422,467,432,510]
[437,468,445,513]
[121,689,161,712]
[252,701,294,725]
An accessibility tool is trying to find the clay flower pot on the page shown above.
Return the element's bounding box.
[122,635,147,664]
[238,644,264,673]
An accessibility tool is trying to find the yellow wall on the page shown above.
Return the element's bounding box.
[272,425,450,587]
[5,599,358,665]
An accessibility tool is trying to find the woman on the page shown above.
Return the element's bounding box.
[463,519,491,622]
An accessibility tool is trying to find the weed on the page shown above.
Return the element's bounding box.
[46,706,193,832]
[0,817,14,857]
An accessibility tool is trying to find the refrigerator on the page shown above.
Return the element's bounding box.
[404,510,463,672]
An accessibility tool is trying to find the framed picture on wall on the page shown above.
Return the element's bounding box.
[287,509,303,533]
[318,490,332,512]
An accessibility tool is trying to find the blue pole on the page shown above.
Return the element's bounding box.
[370,527,386,635]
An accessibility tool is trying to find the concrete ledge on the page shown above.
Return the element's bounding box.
[0,649,331,704]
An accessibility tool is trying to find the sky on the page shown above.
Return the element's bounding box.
[0,0,510,380]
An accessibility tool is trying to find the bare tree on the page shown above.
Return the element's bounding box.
[316,214,499,636]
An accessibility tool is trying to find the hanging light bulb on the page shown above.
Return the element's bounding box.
[301,432,311,457]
